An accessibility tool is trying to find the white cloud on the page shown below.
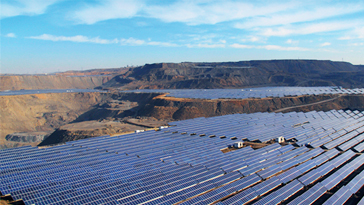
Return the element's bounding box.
[243,36,260,42]
[28,34,119,44]
[350,43,364,46]
[320,42,331,47]
[66,0,296,25]
[259,21,362,37]
[27,34,178,47]
[262,45,309,51]
[239,36,264,43]
[285,39,299,44]
[186,43,225,48]
[235,4,363,29]
[143,1,296,25]
[0,0,63,19]
[119,37,144,46]
[339,26,364,40]
[230,44,254,49]
[146,41,178,47]
[230,43,309,51]
[70,0,144,24]
[5,33,16,38]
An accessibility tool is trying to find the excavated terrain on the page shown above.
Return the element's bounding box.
[2,92,364,148]
[0,67,129,91]
[0,75,111,91]
[101,60,364,90]
[2,60,364,148]
[140,94,364,120]
[0,92,160,148]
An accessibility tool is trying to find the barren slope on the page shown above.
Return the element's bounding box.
[0,75,112,91]
[101,60,364,90]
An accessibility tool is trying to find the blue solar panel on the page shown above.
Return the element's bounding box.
[121,87,364,100]
[3,109,364,205]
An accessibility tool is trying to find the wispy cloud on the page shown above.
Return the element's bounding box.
[259,21,362,37]
[230,44,254,49]
[240,36,262,43]
[0,0,63,19]
[28,34,119,44]
[69,0,144,24]
[5,33,16,38]
[27,34,178,47]
[65,0,298,25]
[119,37,144,46]
[186,43,225,48]
[235,4,363,29]
[285,39,299,45]
[147,41,178,47]
[339,26,364,40]
[143,1,296,25]
[119,37,178,47]
[320,42,331,47]
[230,43,309,51]
[350,43,364,46]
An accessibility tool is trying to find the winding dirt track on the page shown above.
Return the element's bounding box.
[274,94,344,113]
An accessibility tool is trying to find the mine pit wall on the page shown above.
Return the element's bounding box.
[2,91,364,148]
[140,94,364,120]
[0,92,160,146]
[0,75,112,91]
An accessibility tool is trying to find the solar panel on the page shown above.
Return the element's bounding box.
[2,109,364,204]
[322,186,352,205]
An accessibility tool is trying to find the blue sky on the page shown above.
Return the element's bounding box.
[1,0,364,74]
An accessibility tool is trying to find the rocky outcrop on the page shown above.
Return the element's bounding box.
[2,90,364,149]
[0,75,112,91]
[5,132,48,143]
[101,60,364,89]
[140,94,364,120]
[37,118,168,146]
[0,92,160,147]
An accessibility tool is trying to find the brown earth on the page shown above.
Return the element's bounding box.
[2,60,364,92]
[101,60,364,90]
[38,118,169,146]
[37,93,364,147]
[140,93,364,120]
[0,67,130,91]
[0,75,112,91]
[0,92,160,148]
[2,90,364,148]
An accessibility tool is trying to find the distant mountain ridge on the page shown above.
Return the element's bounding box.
[100,60,364,89]
[2,60,363,91]
[0,68,128,91]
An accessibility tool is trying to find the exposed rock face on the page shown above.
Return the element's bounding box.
[37,93,364,147]
[5,132,48,143]
[0,75,112,91]
[2,91,364,149]
[0,67,130,91]
[0,92,159,147]
[101,60,364,89]
[140,94,364,120]
[37,119,167,146]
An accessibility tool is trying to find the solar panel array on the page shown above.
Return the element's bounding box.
[2,110,364,205]
[123,86,364,100]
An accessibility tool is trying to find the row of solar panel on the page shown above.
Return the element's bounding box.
[122,86,364,100]
[2,110,364,204]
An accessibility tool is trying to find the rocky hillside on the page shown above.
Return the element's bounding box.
[0,67,129,91]
[0,91,159,147]
[101,60,364,89]
[139,94,364,120]
[0,75,112,91]
[37,92,364,146]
